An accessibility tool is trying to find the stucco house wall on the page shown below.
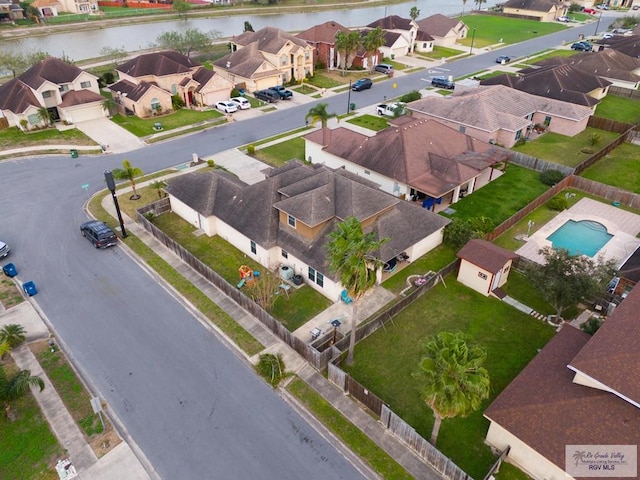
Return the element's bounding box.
[485,422,569,480]
[457,261,493,295]
[531,112,588,137]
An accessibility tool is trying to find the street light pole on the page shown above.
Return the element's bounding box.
[470,27,477,55]
[347,80,352,115]
[594,11,602,36]
[104,170,127,238]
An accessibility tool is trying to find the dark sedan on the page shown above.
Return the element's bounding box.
[495,55,512,64]
[352,78,373,91]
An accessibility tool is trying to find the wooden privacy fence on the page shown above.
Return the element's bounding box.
[608,86,640,101]
[507,150,574,176]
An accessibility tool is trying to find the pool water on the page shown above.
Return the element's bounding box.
[546,220,613,257]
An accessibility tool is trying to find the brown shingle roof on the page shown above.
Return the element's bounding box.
[457,239,518,273]
[367,15,414,31]
[595,34,640,58]
[618,246,640,285]
[502,0,557,12]
[58,89,104,107]
[481,64,608,107]
[296,21,350,45]
[0,78,40,113]
[213,43,278,80]
[116,51,200,78]
[416,14,460,37]
[16,56,85,89]
[305,119,509,198]
[485,325,640,476]
[569,284,640,405]
[408,85,592,134]
[233,26,309,54]
[534,49,640,84]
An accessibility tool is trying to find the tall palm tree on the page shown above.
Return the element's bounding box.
[37,106,54,127]
[335,30,362,76]
[0,366,45,418]
[0,324,26,349]
[409,6,420,20]
[414,331,490,445]
[305,103,337,146]
[327,216,388,365]
[362,27,386,72]
[112,159,143,200]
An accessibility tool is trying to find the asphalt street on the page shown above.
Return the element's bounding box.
[0,15,618,479]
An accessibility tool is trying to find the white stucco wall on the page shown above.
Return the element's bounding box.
[457,260,492,296]
[485,421,571,480]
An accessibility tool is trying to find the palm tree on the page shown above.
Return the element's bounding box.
[0,366,45,419]
[414,331,490,445]
[409,6,420,20]
[362,27,386,72]
[102,97,118,117]
[37,106,54,127]
[150,180,167,199]
[335,30,362,76]
[112,159,143,200]
[0,341,10,360]
[305,103,337,146]
[0,324,26,349]
[327,216,388,365]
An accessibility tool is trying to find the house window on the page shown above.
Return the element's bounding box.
[364,170,370,175]
[59,84,69,93]
[308,267,324,287]
[80,81,91,88]
[250,240,256,254]
[151,98,160,111]
[288,215,296,228]
[42,91,52,98]
[459,126,466,133]
[305,51,310,60]
[281,54,288,66]
[282,250,288,259]
[478,272,488,280]
[504,265,510,273]
[422,42,427,48]
[544,116,552,127]
[27,114,40,125]
[171,84,177,95]
[515,129,522,140]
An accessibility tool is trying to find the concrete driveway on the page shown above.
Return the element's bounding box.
[75,118,145,154]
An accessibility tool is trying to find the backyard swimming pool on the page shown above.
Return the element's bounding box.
[546,220,613,257]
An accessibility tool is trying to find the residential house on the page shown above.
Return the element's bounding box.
[501,0,567,22]
[296,21,351,70]
[456,239,518,297]
[532,49,640,90]
[110,51,233,117]
[484,283,640,480]
[594,34,640,58]
[163,161,450,300]
[608,246,640,298]
[31,0,98,16]
[366,15,418,56]
[408,85,593,148]
[303,117,510,208]
[480,63,610,108]
[0,56,104,129]
[0,0,24,21]
[214,27,314,91]
[416,14,468,48]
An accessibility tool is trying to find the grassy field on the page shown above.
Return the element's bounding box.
[111,109,224,137]
[0,363,61,480]
[441,164,549,225]
[512,127,620,166]
[580,142,640,193]
[0,126,96,150]
[287,378,413,480]
[0,278,24,309]
[593,94,640,124]
[459,15,568,47]
[347,114,389,131]
[343,278,555,479]
[417,45,466,60]
[253,137,306,167]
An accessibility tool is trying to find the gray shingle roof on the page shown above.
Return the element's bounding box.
[533,49,640,84]
[502,0,557,12]
[165,161,450,279]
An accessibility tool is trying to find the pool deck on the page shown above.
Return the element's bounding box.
[516,198,640,265]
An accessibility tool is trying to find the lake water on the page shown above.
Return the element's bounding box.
[0,0,498,61]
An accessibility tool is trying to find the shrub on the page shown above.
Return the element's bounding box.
[255,353,291,388]
[443,217,494,250]
[568,2,581,12]
[398,90,422,103]
[514,137,527,147]
[230,88,241,98]
[581,147,594,154]
[144,211,154,222]
[548,196,568,211]
[207,159,215,167]
[589,133,601,147]
[581,316,602,335]
[101,71,115,85]
[171,94,185,110]
[315,61,326,70]
[539,169,566,186]
[247,144,255,155]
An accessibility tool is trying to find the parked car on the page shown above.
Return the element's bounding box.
[557,16,570,22]
[376,102,405,116]
[602,32,615,39]
[352,78,373,91]
[431,76,455,89]
[374,63,394,75]
[230,97,251,110]
[495,55,512,64]
[0,239,9,259]
[571,41,593,51]
[633,5,639,9]
[613,28,633,36]
[596,3,609,9]
[80,221,117,249]
[583,7,597,13]
[254,89,280,103]
[270,86,293,99]
[216,101,238,113]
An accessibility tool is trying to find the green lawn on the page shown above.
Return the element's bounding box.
[0,365,61,480]
[0,126,96,150]
[441,164,548,225]
[111,109,224,137]
[306,73,345,89]
[343,278,555,479]
[593,94,640,124]
[459,15,567,47]
[580,142,640,193]
[287,378,413,480]
[271,286,332,332]
[501,271,555,315]
[512,127,620,166]
[253,137,306,167]
[347,114,389,131]
[417,45,465,60]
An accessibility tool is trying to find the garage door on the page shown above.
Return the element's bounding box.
[64,103,104,123]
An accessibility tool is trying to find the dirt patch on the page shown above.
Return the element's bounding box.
[89,429,122,458]
[0,277,24,310]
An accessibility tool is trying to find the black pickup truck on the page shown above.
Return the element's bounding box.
[254,89,280,103]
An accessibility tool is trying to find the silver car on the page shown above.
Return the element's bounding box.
[0,240,10,258]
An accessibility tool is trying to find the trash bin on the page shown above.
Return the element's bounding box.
[2,263,17,277]
[350,103,356,112]
[23,281,37,296]
[70,149,78,158]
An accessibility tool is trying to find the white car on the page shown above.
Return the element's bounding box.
[602,32,615,39]
[230,97,251,110]
[216,101,238,114]
[0,240,9,258]
[557,16,570,22]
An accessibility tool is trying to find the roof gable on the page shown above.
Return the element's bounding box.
[367,15,415,31]
[18,56,87,89]
[117,51,201,78]
[296,21,350,44]
[416,14,461,37]
[214,43,278,79]
[233,26,309,54]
